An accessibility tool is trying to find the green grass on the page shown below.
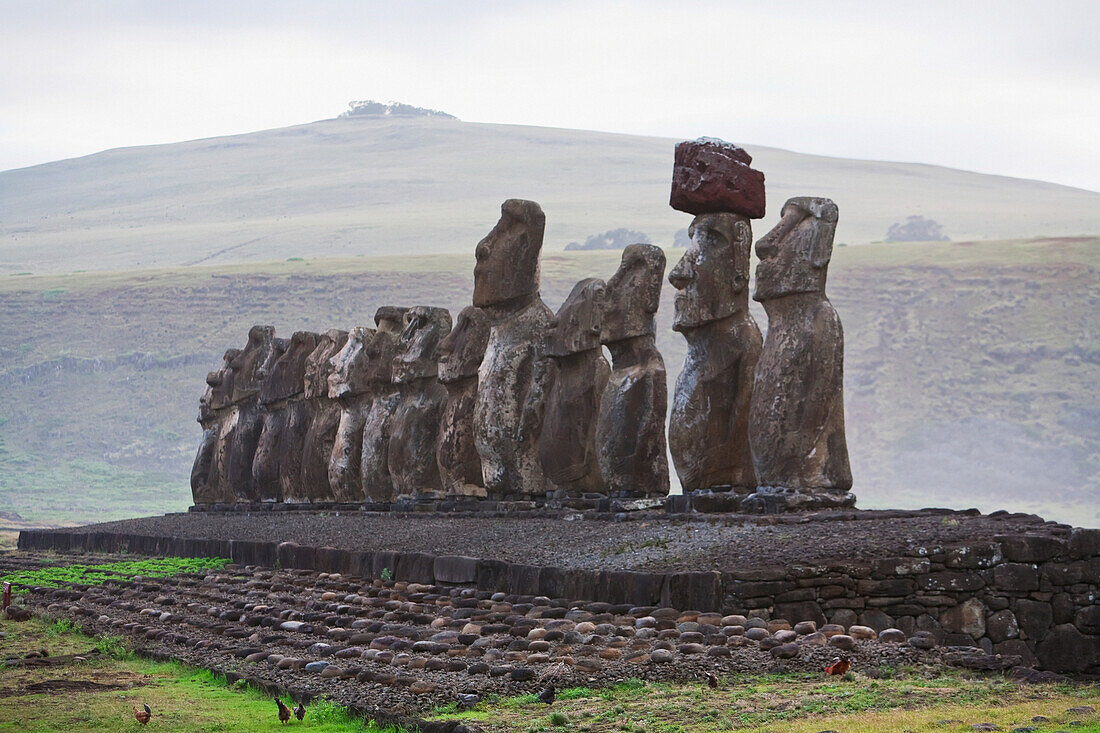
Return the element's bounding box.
[425,673,1100,732]
[1,556,230,593]
[0,617,409,732]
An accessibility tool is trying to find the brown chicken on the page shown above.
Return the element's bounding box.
[293,701,306,721]
[706,672,719,689]
[133,703,151,725]
[825,655,850,676]
[275,697,292,724]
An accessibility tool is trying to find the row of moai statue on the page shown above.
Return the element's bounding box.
[191,137,853,511]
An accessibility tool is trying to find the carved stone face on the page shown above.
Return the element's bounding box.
[393,306,453,384]
[230,325,276,403]
[754,197,838,301]
[327,326,374,399]
[438,306,490,384]
[602,243,665,343]
[206,348,240,412]
[472,199,546,308]
[363,306,409,385]
[261,331,319,404]
[304,329,348,399]
[668,213,751,331]
[547,278,605,356]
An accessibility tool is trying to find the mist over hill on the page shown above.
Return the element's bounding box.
[2,115,1099,274]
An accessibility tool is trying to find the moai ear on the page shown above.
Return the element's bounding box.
[733,218,753,282]
[808,199,838,269]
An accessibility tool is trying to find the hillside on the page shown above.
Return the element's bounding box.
[0,237,1096,527]
[2,116,1099,274]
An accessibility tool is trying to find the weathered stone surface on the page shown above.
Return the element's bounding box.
[940,598,986,638]
[191,349,239,504]
[827,634,855,651]
[437,306,491,498]
[219,326,276,502]
[597,246,669,497]
[327,326,375,502]
[300,329,348,502]
[994,563,1039,592]
[540,278,610,494]
[986,609,1020,642]
[360,308,408,502]
[669,137,766,219]
[473,200,553,496]
[389,306,452,501]
[668,213,761,493]
[1015,598,1053,641]
[253,331,319,503]
[996,535,1066,563]
[1076,605,1100,635]
[1035,623,1100,673]
[746,198,852,510]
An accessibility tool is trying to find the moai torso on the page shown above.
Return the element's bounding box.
[253,331,318,502]
[668,214,761,493]
[326,326,375,503]
[191,348,238,505]
[300,329,348,502]
[596,244,670,498]
[472,200,553,498]
[437,306,491,498]
[539,278,609,495]
[216,325,276,502]
[360,307,409,503]
[251,336,291,502]
[747,197,852,505]
[388,306,452,502]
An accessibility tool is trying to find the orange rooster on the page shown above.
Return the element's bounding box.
[132,703,151,725]
[825,655,850,676]
[275,697,292,724]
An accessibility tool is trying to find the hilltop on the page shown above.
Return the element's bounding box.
[2,116,1099,274]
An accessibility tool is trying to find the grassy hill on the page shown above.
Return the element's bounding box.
[0,237,1096,527]
[3,116,1099,274]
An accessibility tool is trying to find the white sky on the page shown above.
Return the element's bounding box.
[2,0,1098,191]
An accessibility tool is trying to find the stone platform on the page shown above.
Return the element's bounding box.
[17,508,1100,674]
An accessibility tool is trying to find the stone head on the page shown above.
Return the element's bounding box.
[473,199,546,308]
[204,348,240,414]
[327,326,375,399]
[393,306,453,384]
[230,325,276,403]
[304,329,348,399]
[667,213,752,331]
[547,278,605,357]
[362,306,409,385]
[438,306,491,384]
[601,243,665,343]
[261,331,319,404]
[754,196,838,301]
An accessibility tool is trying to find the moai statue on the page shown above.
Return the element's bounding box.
[596,244,670,497]
[472,199,554,498]
[744,197,853,512]
[388,306,452,501]
[299,329,348,502]
[437,306,491,498]
[326,326,375,503]
[214,325,276,502]
[252,331,319,502]
[539,279,610,495]
[359,307,409,502]
[667,138,766,502]
[250,336,291,502]
[190,348,239,505]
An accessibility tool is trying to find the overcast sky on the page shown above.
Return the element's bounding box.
[2,0,1098,191]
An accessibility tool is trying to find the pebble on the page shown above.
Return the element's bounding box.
[650,649,674,663]
[848,625,877,640]
[304,660,330,673]
[879,628,906,643]
[827,634,856,651]
[770,642,800,659]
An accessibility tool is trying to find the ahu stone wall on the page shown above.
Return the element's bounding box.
[17,526,1098,673]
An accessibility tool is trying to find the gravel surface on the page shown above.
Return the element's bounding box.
[42,508,1067,572]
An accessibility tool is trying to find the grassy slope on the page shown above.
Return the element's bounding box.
[3,117,1100,274]
[1,617,1097,733]
[0,237,1096,527]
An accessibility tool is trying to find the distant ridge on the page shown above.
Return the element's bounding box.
[2,115,1098,274]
